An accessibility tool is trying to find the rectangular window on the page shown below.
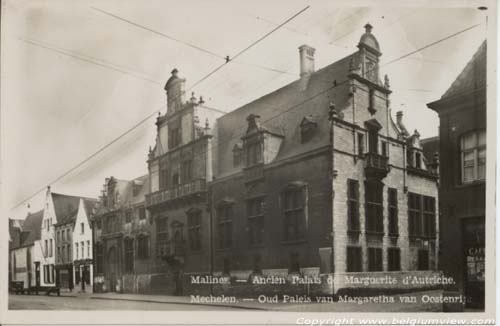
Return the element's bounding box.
[87,241,90,257]
[156,217,168,258]
[381,141,388,157]
[368,247,383,271]
[181,160,193,183]
[67,228,71,241]
[138,206,146,220]
[388,248,401,271]
[62,230,65,241]
[124,238,134,273]
[423,196,436,239]
[247,197,265,245]
[57,231,60,241]
[67,244,71,261]
[159,159,169,190]
[75,243,79,259]
[45,240,48,258]
[95,243,103,273]
[289,252,300,273]
[461,130,486,183]
[246,142,262,166]
[347,247,362,272]
[358,133,365,156]
[137,236,149,259]
[169,127,181,149]
[388,188,398,235]
[49,239,53,257]
[415,152,422,169]
[81,241,84,258]
[188,211,202,251]
[217,205,233,249]
[283,187,306,241]
[125,210,132,223]
[57,247,61,263]
[81,222,84,234]
[347,179,360,232]
[253,254,262,274]
[408,193,421,238]
[408,193,436,239]
[418,249,429,270]
[365,182,383,233]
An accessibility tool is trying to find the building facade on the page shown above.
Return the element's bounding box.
[92,176,156,293]
[144,70,223,295]
[73,198,98,293]
[427,41,486,309]
[9,210,44,291]
[210,24,439,288]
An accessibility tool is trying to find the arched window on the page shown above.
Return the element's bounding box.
[461,130,486,183]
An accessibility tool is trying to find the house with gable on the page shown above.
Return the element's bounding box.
[72,197,99,293]
[9,210,44,291]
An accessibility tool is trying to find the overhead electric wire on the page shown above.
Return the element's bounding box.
[91,6,304,77]
[11,21,482,211]
[10,5,310,211]
[21,38,162,85]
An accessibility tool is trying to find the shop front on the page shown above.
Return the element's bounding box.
[463,217,485,309]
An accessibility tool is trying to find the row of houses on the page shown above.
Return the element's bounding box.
[9,192,97,292]
[9,24,486,307]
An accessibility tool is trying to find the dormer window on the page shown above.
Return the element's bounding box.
[300,116,318,143]
[233,143,243,166]
[246,141,262,166]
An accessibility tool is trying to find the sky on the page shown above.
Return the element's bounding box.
[1,0,490,220]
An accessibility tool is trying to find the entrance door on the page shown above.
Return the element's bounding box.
[463,218,485,309]
[417,249,429,270]
[81,266,87,291]
[107,246,118,292]
[35,262,40,287]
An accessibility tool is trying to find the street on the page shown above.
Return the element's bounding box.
[9,295,240,311]
[8,290,445,312]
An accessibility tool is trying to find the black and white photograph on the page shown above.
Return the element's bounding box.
[1,0,497,325]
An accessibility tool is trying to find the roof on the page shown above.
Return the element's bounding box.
[441,41,486,99]
[94,175,149,216]
[421,136,440,163]
[52,193,97,226]
[11,210,44,249]
[215,52,355,178]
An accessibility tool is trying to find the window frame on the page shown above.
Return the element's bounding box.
[346,246,362,272]
[247,196,265,245]
[347,179,360,233]
[368,247,383,271]
[216,203,233,249]
[365,181,384,234]
[187,209,202,251]
[282,186,307,242]
[388,188,399,236]
[124,238,134,273]
[388,247,401,271]
[137,235,150,260]
[460,129,486,183]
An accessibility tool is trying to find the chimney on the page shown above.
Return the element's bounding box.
[396,111,409,137]
[299,45,315,77]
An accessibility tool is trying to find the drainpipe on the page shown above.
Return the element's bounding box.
[328,102,338,279]
[208,182,214,295]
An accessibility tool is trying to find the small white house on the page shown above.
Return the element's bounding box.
[72,198,98,292]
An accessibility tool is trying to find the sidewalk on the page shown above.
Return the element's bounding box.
[59,290,446,312]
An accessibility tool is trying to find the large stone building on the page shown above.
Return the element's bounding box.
[91,24,441,296]
[427,41,486,309]
[210,24,439,286]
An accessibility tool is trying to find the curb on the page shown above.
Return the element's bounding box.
[89,296,268,311]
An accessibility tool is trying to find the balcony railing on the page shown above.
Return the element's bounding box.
[146,178,206,207]
[364,152,389,179]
